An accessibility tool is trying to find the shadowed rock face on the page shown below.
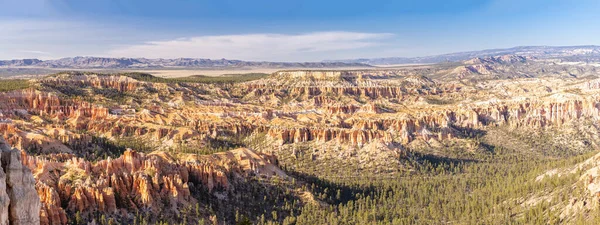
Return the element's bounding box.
[0,137,41,225]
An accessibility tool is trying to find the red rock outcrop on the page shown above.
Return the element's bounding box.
[41,75,141,92]
[22,147,282,225]
[260,96,600,146]
[0,89,109,122]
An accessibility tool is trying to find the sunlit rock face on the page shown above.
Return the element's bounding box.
[22,147,282,225]
[0,137,41,225]
[0,69,599,153]
[1,68,599,153]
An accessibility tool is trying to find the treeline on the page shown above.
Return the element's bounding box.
[49,127,600,224]
[254,150,599,225]
[123,72,268,84]
[175,73,268,84]
[50,71,268,84]
[0,79,29,92]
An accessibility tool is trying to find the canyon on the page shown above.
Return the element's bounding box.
[0,55,600,223]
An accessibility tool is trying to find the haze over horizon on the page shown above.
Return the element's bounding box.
[1,0,599,61]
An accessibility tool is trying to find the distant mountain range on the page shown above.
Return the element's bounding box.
[0,57,370,69]
[2,46,600,69]
[324,45,600,65]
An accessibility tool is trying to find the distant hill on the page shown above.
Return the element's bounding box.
[324,45,600,65]
[0,56,370,69]
[3,46,600,69]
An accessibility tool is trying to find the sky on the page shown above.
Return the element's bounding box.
[0,0,599,61]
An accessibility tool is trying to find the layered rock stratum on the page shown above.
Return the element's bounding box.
[1,55,600,223]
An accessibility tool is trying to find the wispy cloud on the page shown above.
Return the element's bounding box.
[17,50,51,55]
[106,32,394,61]
[0,19,157,60]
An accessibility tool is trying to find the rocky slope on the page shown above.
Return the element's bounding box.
[0,137,41,225]
[525,150,600,223]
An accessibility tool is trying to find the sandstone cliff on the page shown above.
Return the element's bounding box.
[0,137,41,225]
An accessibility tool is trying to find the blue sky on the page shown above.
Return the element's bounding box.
[1,0,599,61]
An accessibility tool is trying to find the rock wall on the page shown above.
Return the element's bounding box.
[0,89,108,121]
[0,137,41,225]
[261,97,600,146]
